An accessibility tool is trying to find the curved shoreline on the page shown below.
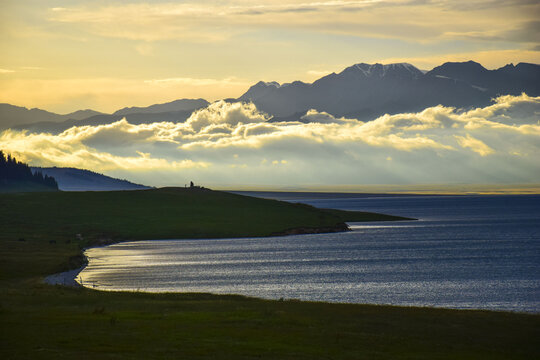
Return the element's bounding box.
[43,223,353,288]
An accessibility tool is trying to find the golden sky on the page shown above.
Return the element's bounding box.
[1,0,539,113]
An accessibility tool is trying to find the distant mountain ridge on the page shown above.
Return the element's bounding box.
[239,61,540,120]
[32,167,151,191]
[1,98,209,133]
[0,104,103,130]
[428,61,539,94]
[113,98,209,116]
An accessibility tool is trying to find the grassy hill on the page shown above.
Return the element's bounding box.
[0,187,408,281]
[0,188,538,359]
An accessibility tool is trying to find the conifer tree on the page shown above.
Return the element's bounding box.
[0,150,58,190]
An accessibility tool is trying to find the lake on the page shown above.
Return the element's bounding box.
[78,193,540,313]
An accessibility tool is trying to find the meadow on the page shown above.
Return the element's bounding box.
[0,188,538,359]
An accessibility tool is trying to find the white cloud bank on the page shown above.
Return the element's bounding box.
[1,94,539,188]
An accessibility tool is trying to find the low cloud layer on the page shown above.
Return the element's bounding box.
[1,94,539,188]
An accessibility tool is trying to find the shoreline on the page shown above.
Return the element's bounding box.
[43,222,354,288]
[47,223,539,315]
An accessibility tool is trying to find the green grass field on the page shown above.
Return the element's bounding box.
[1,188,538,359]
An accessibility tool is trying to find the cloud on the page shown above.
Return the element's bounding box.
[144,77,246,87]
[0,68,15,74]
[0,94,539,187]
[0,123,209,171]
[300,109,356,124]
[19,66,44,70]
[186,101,271,131]
[446,0,539,11]
[230,1,381,15]
[45,0,540,46]
[135,43,154,56]
[307,70,332,78]
[454,134,495,156]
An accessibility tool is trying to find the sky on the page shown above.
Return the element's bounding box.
[1,1,539,191]
[1,0,539,113]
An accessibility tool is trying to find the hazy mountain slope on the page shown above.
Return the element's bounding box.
[32,167,151,191]
[0,104,63,130]
[0,104,102,130]
[113,98,209,115]
[66,109,104,120]
[427,61,540,95]
[13,109,196,134]
[11,99,209,134]
[1,99,207,132]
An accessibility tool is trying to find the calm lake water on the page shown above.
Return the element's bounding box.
[79,193,540,313]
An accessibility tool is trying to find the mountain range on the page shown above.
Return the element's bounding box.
[0,99,209,133]
[241,61,539,120]
[1,60,538,133]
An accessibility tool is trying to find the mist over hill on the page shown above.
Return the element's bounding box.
[13,110,198,135]
[0,151,58,192]
[31,167,151,191]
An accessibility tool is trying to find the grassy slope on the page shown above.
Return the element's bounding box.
[0,180,59,193]
[0,188,538,359]
[2,187,363,241]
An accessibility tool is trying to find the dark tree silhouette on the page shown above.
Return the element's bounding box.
[0,150,58,190]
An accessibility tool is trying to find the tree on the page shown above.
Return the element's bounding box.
[0,150,58,190]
